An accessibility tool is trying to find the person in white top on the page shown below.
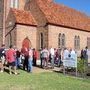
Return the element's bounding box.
[42,47,49,69]
[63,48,69,59]
[70,49,76,59]
[49,47,55,69]
[28,48,33,72]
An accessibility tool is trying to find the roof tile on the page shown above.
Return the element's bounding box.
[35,0,90,31]
[11,8,37,26]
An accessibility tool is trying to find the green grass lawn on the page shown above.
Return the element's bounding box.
[0,70,90,90]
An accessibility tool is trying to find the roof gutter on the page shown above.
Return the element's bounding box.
[16,23,37,27]
[47,22,90,32]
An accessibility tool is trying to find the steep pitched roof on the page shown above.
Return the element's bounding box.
[35,0,90,31]
[11,8,37,26]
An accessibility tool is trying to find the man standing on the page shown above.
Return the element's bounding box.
[16,49,21,69]
[0,44,6,72]
[40,48,43,68]
[21,47,29,71]
[33,48,38,66]
[6,45,17,74]
[83,46,88,67]
[42,47,49,69]
[49,47,55,69]
[84,46,88,60]
[80,49,84,60]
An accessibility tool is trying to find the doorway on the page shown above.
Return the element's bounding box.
[22,37,31,49]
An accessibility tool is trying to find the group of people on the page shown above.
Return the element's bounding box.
[0,43,88,75]
[21,47,38,72]
[80,46,88,60]
[40,47,77,69]
[0,44,38,74]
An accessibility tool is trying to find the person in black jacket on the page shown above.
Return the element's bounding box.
[16,49,21,69]
[0,44,6,72]
[80,49,84,60]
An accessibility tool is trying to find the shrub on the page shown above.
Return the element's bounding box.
[77,58,87,75]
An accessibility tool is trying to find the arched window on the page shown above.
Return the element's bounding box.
[22,37,31,49]
[61,34,65,48]
[14,0,19,8]
[10,0,14,8]
[58,33,61,48]
[74,36,80,50]
[74,36,77,49]
[40,33,44,49]
[77,36,80,49]
[87,37,90,48]
[10,0,19,8]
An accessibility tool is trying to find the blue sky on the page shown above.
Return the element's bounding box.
[55,0,90,16]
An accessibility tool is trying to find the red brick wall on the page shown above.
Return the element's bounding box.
[16,24,37,50]
[0,0,4,45]
[48,25,90,50]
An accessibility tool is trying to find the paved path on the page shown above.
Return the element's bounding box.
[33,60,60,73]
[32,67,53,73]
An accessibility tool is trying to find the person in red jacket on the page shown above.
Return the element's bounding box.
[33,48,38,66]
[6,45,17,74]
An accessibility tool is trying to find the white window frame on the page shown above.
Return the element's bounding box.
[10,0,19,8]
[10,0,14,8]
[14,0,19,8]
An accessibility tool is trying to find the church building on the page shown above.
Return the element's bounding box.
[0,0,90,51]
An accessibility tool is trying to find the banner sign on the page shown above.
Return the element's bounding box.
[63,54,77,68]
[87,50,90,64]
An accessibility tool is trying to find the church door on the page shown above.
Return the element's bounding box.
[22,37,31,49]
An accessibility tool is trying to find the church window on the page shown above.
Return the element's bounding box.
[58,33,61,48]
[14,0,19,8]
[58,33,65,49]
[40,33,44,49]
[74,36,80,50]
[61,34,65,48]
[77,36,80,49]
[87,37,90,48]
[10,0,19,8]
[10,0,14,8]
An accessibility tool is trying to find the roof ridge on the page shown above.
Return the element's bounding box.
[54,3,90,18]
